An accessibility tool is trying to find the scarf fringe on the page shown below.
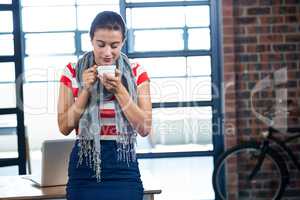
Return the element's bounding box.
[77,134,136,182]
[116,133,137,164]
[77,138,102,182]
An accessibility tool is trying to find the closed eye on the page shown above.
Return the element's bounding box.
[111,42,120,49]
[97,41,105,48]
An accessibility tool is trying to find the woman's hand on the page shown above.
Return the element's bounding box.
[98,69,123,93]
[82,65,98,91]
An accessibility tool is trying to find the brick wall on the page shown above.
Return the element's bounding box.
[222,0,300,199]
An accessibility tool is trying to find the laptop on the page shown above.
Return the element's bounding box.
[23,139,75,187]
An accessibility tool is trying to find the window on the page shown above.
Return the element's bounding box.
[0,114,18,157]
[0,62,15,81]
[0,83,16,108]
[20,0,120,151]
[124,2,221,199]
[0,0,220,171]
[0,11,13,32]
[124,0,217,153]
[0,1,28,174]
[126,5,210,52]
[22,7,76,32]
[0,34,14,56]
[0,11,15,109]
[0,0,220,198]
[0,0,12,3]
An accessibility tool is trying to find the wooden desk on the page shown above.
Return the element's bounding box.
[0,174,161,200]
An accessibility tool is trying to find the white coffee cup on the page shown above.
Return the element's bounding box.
[97,65,116,76]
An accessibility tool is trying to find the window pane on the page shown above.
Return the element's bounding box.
[0,34,14,56]
[134,56,212,78]
[81,33,92,52]
[0,114,17,129]
[127,6,209,29]
[0,83,16,108]
[0,11,13,32]
[151,78,186,103]
[23,82,59,116]
[22,7,76,32]
[0,62,15,82]
[23,82,73,151]
[127,7,185,29]
[132,57,186,78]
[126,0,202,2]
[151,77,211,103]
[25,33,75,55]
[77,6,119,30]
[186,6,210,27]
[76,0,118,5]
[187,56,211,76]
[0,166,19,175]
[24,56,77,82]
[0,115,18,160]
[151,107,212,146]
[130,29,183,52]
[188,77,211,101]
[21,0,74,6]
[188,28,210,50]
[0,0,11,3]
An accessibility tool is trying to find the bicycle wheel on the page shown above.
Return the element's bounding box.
[213,142,287,200]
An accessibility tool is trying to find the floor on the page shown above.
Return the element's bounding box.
[0,151,215,200]
[139,157,215,200]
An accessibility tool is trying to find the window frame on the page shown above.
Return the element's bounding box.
[0,0,27,174]
[16,0,224,160]
[120,0,224,158]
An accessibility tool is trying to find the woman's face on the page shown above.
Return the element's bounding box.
[91,28,124,66]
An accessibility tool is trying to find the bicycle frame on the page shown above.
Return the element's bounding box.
[248,140,269,181]
[266,127,300,171]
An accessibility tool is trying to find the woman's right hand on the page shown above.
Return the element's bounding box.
[82,65,98,91]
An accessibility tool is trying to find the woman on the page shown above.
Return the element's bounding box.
[57,11,152,200]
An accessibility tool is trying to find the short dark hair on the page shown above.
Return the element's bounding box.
[89,11,127,41]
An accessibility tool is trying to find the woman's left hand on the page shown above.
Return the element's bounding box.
[98,69,123,93]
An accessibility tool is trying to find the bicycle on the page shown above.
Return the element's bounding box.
[212,126,300,200]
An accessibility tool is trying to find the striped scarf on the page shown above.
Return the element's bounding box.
[75,51,138,181]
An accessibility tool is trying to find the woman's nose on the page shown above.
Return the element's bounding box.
[103,46,112,57]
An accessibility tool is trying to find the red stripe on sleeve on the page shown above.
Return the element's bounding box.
[132,63,140,77]
[60,75,72,89]
[73,88,78,97]
[137,72,150,86]
[60,76,78,97]
[66,63,76,78]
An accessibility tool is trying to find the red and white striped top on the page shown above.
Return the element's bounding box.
[60,62,150,140]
